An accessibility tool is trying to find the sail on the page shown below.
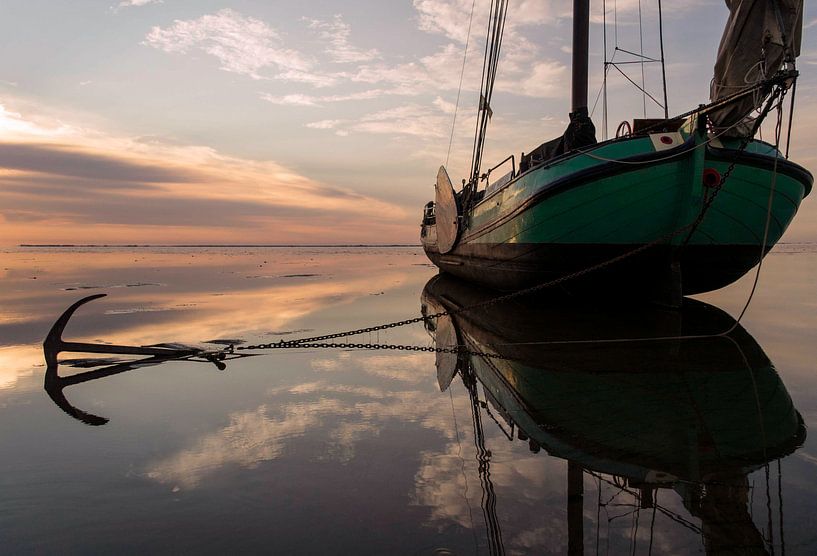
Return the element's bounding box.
[710,0,803,136]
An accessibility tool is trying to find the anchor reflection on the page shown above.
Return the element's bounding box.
[43,294,251,426]
[421,274,805,556]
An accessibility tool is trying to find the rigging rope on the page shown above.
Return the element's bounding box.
[591,471,704,535]
[603,0,671,133]
[719,89,786,335]
[446,0,478,168]
[463,365,505,556]
[470,0,508,185]
[657,0,669,118]
[449,385,479,552]
[637,0,646,117]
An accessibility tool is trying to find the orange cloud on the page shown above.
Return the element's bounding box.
[0,101,413,245]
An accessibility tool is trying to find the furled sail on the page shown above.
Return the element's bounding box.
[710,0,803,136]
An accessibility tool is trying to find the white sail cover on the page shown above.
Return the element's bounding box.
[710,0,803,135]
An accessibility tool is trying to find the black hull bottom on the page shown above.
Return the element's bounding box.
[424,242,765,299]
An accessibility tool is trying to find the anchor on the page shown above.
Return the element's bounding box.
[43,294,250,426]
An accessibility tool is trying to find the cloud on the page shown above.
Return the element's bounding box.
[499,60,568,97]
[259,93,320,107]
[305,15,380,64]
[147,4,570,123]
[432,96,457,114]
[286,3,569,126]
[0,103,77,138]
[274,69,338,88]
[350,43,470,94]
[145,386,421,487]
[117,0,162,8]
[305,119,344,130]
[147,400,354,487]
[0,100,409,245]
[413,0,567,44]
[142,3,570,156]
[413,0,481,44]
[356,105,449,138]
[306,104,450,139]
[589,0,704,23]
[0,143,202,183]
[259,88,395,107]
[143,9,316,81]
[144,10,381,87]
[145,349,447,488]
[412,439,568,549]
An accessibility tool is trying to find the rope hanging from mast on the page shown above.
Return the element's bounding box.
[446,0,478,168]
[470,0,508,186]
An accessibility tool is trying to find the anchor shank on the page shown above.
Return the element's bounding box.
[56,341,198,357]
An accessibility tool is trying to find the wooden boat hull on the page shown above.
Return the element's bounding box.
[421,134,813,296]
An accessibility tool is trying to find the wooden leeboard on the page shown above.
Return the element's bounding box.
[435,166,459,254]
[434,313,459,392]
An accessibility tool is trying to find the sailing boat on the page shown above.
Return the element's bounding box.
[421,1,811,304]
[421,274,805,554]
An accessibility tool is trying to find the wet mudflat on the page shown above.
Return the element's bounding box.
[1,245,817,554]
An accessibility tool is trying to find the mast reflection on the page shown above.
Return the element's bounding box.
[421,274,805,555]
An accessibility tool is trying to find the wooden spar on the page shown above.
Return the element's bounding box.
[571,0,590,112]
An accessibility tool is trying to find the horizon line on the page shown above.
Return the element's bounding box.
[14,242,817,247]
[16,243,423,248]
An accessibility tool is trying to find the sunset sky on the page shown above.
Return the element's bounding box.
[1,0,816,245]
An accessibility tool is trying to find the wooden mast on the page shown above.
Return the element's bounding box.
[571,0,591,112]
[567,6,589,552]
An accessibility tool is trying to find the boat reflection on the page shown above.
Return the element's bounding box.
[421,274,805,555]
[43,294,251,426]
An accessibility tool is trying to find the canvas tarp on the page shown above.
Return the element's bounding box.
[710,0,803,136]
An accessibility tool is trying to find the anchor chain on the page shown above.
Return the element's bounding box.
[682,84,788,247]
[680,138,749,247]
[241,341,513,360]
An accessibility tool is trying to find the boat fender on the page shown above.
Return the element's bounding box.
[702,168,722,188]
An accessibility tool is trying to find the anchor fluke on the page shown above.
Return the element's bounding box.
[44,293,107,361]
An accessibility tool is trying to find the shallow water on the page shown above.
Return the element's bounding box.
[1,245,816,554]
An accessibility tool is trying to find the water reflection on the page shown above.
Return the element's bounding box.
[10,247,812,554]
[43,294,250,426]
[421,274,806,555]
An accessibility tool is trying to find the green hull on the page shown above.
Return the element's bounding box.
[421,273,805,482]
[422,132,812,296]
[422,274,806,551]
